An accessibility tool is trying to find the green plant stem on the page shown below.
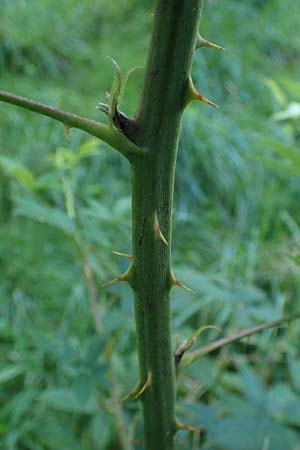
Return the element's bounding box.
[0,90,142,159]
[182,313,300,368]
[130,1,203,449]
[77,242,102,333]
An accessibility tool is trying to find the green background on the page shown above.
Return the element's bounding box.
[1,0,300,449]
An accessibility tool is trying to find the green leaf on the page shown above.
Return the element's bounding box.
[108,57,122,127]
[261,76,287,107]
[266,383,300,426]
[272,102,300,121]
[35,171,62,190]
[90,411,112,450]
[34,416,83,450]
[0,366,23,385]
[239,366,266,408]
[118,65,143,106]
[207,415,299,450]
[84,334,106,365]
[179,403,220,430]
[287,354,300,391]
[262,138,300,167]
[14,196,74,233]
[77,139,102,159]
[282,402,300,427]
[52,147,77,170]
[40,387,98,414]
[0,156,36,189]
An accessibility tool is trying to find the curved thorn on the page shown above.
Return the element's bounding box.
[186,78,219,109]
[175,417,201,433]
[102,275,124,287]
[195,91,219,108]
[102,265,132,287]
[189,325,221,342]
[64,124,71,136]
[196,32,225,51]
[121,380,141,403]
[135,372,152,399]
[170,272,195,293]
[154,211,168,246]
[175,279,195,292]
[112,251,133,260]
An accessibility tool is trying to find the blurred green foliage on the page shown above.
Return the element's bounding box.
[1,0,300,449]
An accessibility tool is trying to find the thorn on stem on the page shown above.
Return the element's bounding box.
[186,78,219,109]
[135,372,152,399]
[196,32,225,51]
[170,271,195,293]
[154,212,168,246]
[121,380,141,403]
[64,124,71,136]
[175,418,201,434]
[112,250,133,260]
[195,91,219,109]
[102,265,132,287]
[174,279,195,293]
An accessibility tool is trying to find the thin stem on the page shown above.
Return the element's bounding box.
[0,90,143,159]
[111,368,133,450]
[182,313,300,368]
[78,244,102,333]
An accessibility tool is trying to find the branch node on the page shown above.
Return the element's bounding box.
[174,338,195,369]
[174,325,220,369]
[0,89,144,159]
[97,59,143,143]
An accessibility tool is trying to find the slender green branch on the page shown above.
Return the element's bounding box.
[182,313,300,368]
[0,90,143,159]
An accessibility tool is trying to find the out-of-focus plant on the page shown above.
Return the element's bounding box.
[1,1,300,449]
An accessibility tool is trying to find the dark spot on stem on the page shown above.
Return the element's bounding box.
[138,216,146,246]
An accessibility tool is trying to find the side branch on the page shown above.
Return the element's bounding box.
[182,313,300,368]
[0,90,143,159]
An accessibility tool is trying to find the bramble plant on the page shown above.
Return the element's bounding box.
[1,1,300,449]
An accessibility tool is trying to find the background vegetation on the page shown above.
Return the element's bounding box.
[1,0,300,449]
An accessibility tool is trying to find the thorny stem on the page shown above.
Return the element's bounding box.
[130,1,203,449]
